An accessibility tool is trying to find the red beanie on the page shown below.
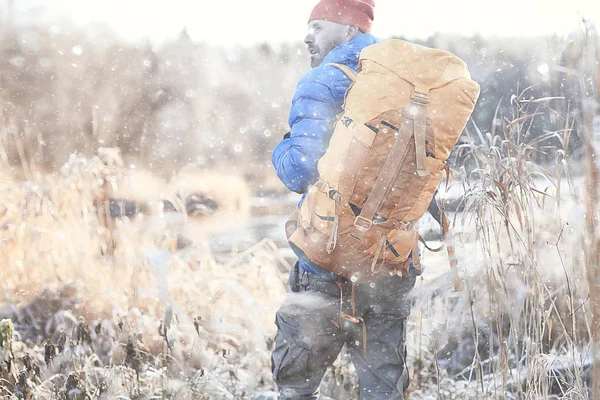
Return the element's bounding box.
[309,0,375,34]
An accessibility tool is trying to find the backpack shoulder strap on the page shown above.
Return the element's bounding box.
[327,63,357,82]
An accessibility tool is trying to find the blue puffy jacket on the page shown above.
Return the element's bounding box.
[272,33,419,278]
[272,33,378,194]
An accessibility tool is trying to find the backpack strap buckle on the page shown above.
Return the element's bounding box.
[411,91,430,106]
[315,179,343,205]
[353,215,373,233]
[328,190,343,205]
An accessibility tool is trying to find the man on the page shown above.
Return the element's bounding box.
[271,1,417,399]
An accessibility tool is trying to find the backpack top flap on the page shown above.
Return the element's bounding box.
[359,39,473,94]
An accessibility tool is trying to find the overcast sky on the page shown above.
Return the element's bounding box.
[8,0,600,45]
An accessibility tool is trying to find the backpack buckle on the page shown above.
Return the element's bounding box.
[315,180,343,205]
[328,190,343,205]
[411,91,430,106]
[353,215,372,232]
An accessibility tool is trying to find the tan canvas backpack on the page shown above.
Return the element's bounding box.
[286,39,480,282]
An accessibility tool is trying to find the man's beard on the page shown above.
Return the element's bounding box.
[310,53,322,68]
[309,41,338,68]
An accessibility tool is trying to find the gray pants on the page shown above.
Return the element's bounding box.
[272,264,416,400]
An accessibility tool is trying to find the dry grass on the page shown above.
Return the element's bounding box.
[0,149,287,399]
[0,85,597,400]
[405,86,595,399]
[0,16,597,400]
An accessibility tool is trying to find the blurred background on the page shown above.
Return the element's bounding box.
[0,0,597,187]
[1,1,600,398]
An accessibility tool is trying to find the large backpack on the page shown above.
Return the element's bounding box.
[286,39,480,282]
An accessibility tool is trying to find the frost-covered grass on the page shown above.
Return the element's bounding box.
[0,150,288,398]
[0,102,596,398]
[405,93,594,399]
[0,12,597,400]
[0,104,595,399]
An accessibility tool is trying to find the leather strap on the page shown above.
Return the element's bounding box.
[418,235,444,252]
[350,118,413,240]
[326,215,340,254]
[370,235,387,273]
[410,240,421,271]
[412,92,430,177]
[327,63,357,82]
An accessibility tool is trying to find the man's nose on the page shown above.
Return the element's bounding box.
[304,33,314,46]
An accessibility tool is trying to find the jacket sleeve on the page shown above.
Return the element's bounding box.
[272,75,339,194]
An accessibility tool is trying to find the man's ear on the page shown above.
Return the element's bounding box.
[346,25,360,39]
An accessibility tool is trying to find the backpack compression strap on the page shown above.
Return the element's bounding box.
[412,92,431,177]
[327,63,357,82]
[350,117,414,240]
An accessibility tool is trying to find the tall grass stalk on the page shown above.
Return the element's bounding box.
[434,88,590,398]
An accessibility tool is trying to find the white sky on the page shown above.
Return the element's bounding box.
[10,0,600,45]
